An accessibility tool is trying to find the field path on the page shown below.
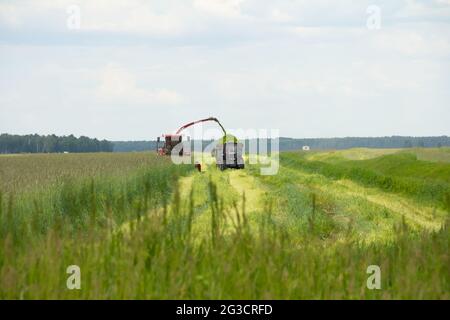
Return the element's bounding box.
[283,166,446,232]
[118,174,196,234]
[227,170,264,214]
[178,175,195,198]
[334,180,444,230]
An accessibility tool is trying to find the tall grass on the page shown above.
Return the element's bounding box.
[0,153,192,247]
[1,176,448,299]
[0,152,161,194]
[0,151,448,299]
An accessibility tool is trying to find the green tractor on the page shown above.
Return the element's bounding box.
[212,134,245,171]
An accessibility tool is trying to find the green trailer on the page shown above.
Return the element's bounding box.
[212,134,245,170]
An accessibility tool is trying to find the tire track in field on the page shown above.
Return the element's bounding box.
[284,166,445,231]
[334,179,444,231]
[118,174,196,234]
[227,170,264,214]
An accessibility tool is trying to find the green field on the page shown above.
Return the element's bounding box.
[0,148,449,299]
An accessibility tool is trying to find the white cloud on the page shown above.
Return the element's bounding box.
[0,3,23,27]
[193,0,245,18]
[395,0,450,20]
[269,9,293,23]
[0,0,250,36]
[1,1,450,139]
[290,26,365,41]
[80,1,187,35]
[97,64,183,105]
[369,26,450,58]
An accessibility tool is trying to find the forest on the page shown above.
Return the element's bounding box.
[0,134,113,153]
[2,134,449,154]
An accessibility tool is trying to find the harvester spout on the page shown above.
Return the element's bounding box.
[175,117,227,136]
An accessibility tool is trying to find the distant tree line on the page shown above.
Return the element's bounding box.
[0,134,113,154]
[2,134,448,154]
[113,141,157,152]
[112,136,450,153]
[274,136,450,151]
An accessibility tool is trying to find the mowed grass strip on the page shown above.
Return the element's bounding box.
[282,150,450,208]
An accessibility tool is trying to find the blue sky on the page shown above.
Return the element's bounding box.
[0,0,449,140]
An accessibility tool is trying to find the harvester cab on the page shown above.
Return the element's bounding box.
[157,134,190,156]
[156,117,244,170]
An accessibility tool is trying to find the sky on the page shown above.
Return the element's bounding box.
[0,0,449,140]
